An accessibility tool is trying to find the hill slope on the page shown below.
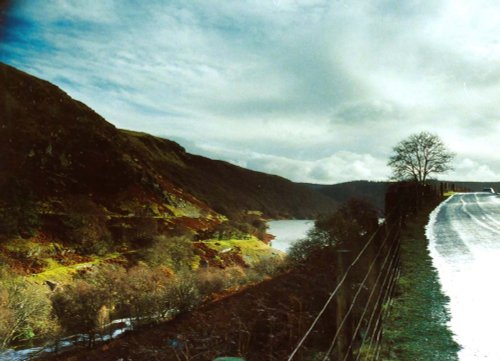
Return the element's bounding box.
[303,180,391,212]
[0,62,338,252]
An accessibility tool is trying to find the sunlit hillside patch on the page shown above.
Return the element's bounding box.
[200,238,285,267]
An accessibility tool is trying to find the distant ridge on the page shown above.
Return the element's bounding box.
[437,181,500,192]
[304,180,500,215]
[302,180,391,213]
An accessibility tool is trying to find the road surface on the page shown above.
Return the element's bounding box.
[427,192,500,361]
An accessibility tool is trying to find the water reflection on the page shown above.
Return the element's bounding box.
[267,220,314,252]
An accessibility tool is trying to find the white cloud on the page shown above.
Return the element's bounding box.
[449,158,499,181]
[187,142,390,184]
[2,0,500,183]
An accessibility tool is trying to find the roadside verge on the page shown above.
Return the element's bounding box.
[379,205,460,361]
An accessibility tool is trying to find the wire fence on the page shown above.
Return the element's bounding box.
[287,182,440,361]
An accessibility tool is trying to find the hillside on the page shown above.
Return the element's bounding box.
[121,129,338,220]
[303,180,391,213]
[0,62,337,259]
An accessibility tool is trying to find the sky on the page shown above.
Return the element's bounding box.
[1,0,499,184]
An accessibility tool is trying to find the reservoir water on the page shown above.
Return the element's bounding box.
[267,220,314,252]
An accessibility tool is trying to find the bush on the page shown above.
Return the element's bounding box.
[80,264,178,326]
[51,279,107,346]
[195,268,228,295]
[0,286,13,348]
[288,198,378,264]
[120,265,174,323]
[142,235,196,271]
[287,229,330,264]
[252,256,284,277]
[62,197,112,255]
[171,270,201,312]
[0,271,58,349]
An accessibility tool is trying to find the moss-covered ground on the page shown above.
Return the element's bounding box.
[379,206,460,361]
[203,237,284,266]
[28,252,125,284]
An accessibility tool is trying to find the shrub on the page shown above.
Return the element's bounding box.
[252,256,284,277]
[51,279,109,346]
[0,271,58,349]
[62,197,112,255]
[121,265,174,322]
[0,286,13,348]
[195,268,228,295]
[142,235,196,271]
[171,270,201,312]
[287,229,330,264]
[288,198,378,264]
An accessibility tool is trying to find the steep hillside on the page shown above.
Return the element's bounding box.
[303,180,391,212]
[0,62,337,256]
[120,129,338,219]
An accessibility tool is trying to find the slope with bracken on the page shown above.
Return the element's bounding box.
[0,62,338,277]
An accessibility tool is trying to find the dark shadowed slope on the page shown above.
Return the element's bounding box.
[121,129,339,219]
[302,180,390,212]
[0,62,337,243]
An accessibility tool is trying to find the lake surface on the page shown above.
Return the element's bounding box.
[267,220,314,252]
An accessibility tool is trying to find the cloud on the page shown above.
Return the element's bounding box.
[183,141,390,184]
[1,0,500,182]
[448,158,499,182]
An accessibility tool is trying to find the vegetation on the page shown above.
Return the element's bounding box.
[388,132,454,184]
[141,235,196,270]
[61,197,112,256]
[0,178,40,239]
[288,198,378,263]
[378,208,459,361]
[0,267,59,349]
[203,237,283,267]
[0,233,285,352]
[37,199,384,361]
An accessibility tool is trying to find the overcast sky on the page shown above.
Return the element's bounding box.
[1,0,499,184]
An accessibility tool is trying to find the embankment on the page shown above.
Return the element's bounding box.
[378,204,460,360]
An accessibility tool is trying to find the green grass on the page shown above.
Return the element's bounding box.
[28,252,123,284]
[203,237,284,266]
[379,207,460,361]
[246,210,263,216]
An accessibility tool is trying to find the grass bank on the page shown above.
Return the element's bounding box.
[379,205,460,361]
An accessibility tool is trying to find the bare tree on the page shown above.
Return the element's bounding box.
[388,132,454,184]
